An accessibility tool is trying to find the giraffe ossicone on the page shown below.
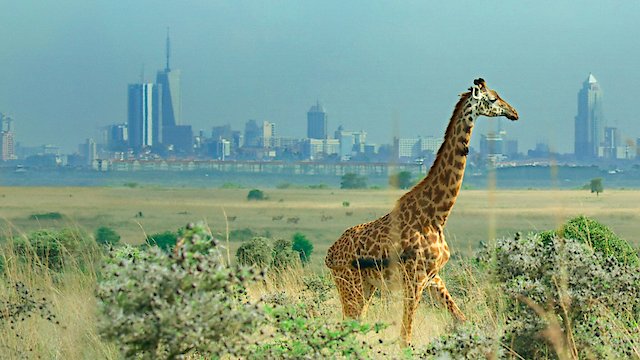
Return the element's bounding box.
[325,78,519,346]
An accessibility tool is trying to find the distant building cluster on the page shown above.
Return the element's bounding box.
[2,45,639,173]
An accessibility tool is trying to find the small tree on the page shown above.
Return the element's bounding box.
[292,233,314,264]
[389,171,413,189]
[340,173,367,189]
[95,226,121,246]
[236,237,272,267]
[247,189,266,201]
[590,177,604,196]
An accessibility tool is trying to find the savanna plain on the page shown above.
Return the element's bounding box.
[1,186,639,359]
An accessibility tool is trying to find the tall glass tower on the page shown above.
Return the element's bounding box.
[127,83,162,150]
[156,29,181,128]
[307,101,327,139]
[575,73,604,160]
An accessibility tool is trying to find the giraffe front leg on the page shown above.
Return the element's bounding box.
[400,267,429,346]
[429,274,466,322]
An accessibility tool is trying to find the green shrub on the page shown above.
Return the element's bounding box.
[147,231,178,252]
[251,305,387,359]
[271,238,299,270]
[247,189,266,201]
[28,212,64,220]
[418,324,504,359]
[478,232,640,359]
[292,233,313,264]
[97,222,264,359]
[340,173,367,189]
[95,226,121,246]
[13,228,93,271]
[236,237,272,268]
[560,215,638,266]
[236,237,300,270]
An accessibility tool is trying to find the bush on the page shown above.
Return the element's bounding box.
[292,233,313,264]
[560,215,638,266]
[247,189,266,201]
[340,173,367,189]
[236,237,300,270]
[236,237,272,268]
[97,222,264,359]
[418,324,504,359]
[478,232,640,359]
[271,238,299,270]
[13,228,94,271]
[251,305,387,359]
[147,231,178,252]
[95,226,121,246]
[388,171,414,189]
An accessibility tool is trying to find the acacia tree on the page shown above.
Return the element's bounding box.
[340,173,367,189]
[389,171,413,189]
[590,178,604,196]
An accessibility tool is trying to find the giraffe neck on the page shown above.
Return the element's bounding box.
[399,93,477,229]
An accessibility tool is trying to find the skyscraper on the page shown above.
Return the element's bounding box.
[307,101,327,139]
[128,83,162,151]
[0,113,16,161]
[575,73,604,160]
[156,29,181,128]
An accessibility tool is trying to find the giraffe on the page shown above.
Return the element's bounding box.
[325,78,518,346]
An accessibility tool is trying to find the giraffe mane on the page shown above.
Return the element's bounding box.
[397,91,472,204]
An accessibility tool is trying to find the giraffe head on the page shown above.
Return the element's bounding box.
[469,78,519,121]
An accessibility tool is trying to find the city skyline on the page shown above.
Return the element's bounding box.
[2,2,640,153]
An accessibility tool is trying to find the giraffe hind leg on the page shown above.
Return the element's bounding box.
[331,267,369,319]
[429,274,466,322]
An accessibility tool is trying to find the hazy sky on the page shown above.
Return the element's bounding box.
[1,1,639,153]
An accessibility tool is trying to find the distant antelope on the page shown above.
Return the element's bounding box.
[272,215,284,221]
[227,216,237,222]
[287,216,300,224]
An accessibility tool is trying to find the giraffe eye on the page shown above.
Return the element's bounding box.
[489,98,497,103]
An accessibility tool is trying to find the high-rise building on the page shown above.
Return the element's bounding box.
[575,73,604,160]
[0,114,17,161]
[244,120,261,147]
[108,123,128,151]
[307,101,327,139]
[262,121,275,148]
[602,126,619,159]
[156,29,181,129]
[128,83,162,150]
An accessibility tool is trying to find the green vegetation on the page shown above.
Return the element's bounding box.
[590,177,604,196]
[13,228,96,271]
[388,171,414,189]
[146,231,178,251]
[340,173,367,189]
[95,226,121,246]
[235,236,300,270]
[28,212,64,220]
[247,188,267,200]
[292,232,314,264]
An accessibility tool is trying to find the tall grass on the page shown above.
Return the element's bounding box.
[0,225,118,359]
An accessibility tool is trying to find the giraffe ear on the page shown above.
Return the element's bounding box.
[471,85,482,100]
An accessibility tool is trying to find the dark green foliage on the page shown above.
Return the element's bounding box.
[147,231,178,252]
[560,215,638,266]
[247,189,266,201]
[590,177,604,196]
[236,237,301,270]
[236,237,272,268]
[251,305,387,359]
[95,226,121,246]
[28,212,63,220]
[388,171,414,189]
[271,238,299,269]
[13,228,94,271]
[97,223,265,359]
[292,233,313,263]
[477,232,640,359]
[340,173,367,189]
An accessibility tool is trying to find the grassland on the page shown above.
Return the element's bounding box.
[1,186,638,265]
[0,186,639,358]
